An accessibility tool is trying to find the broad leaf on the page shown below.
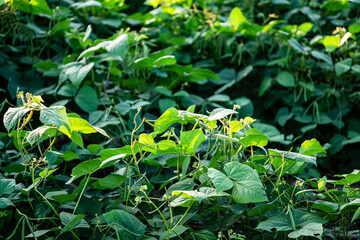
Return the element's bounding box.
[239,128,268,147]
[277,71,295,87]
[208,108,237,121]
[74,86,98,112]
[180,129,205,154]
[288,223,323,239]
[269,149,317,165]
[60,212,89,232]
[224,162,267,203]
[154,108,182,134]
[92,174,126,190]
[40,106,70,131]
[71,160,102,179]
[207,168,234,192]
[299,139,326,156]
[228,7,246,30]
[0,179,16,195]
[335,58,352,76]
[257,210,326,232]
[3,107,31,132]
[103,210,146,240]
[65,62,94,87]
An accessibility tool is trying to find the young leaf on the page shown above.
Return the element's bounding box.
[299,139,326,155]
[228,7,246,31]
[154,107,182,134]
[180,129,205,154]
[239,128,268,147]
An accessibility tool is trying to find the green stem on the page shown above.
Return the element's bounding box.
[73,174,91,214]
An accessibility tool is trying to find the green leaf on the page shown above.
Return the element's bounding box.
[57,84,77,97]
[63,151,80,161]
[299,139,326,155]
[317,176,327,191]
[208,168,234,192]
[92,174,126,190]
[340,199,360,213]
[106,34,128,58]
[269,149,317,165]
[65,62,94,88]
[103,210,146,240]
[184,69,220,82]
[257,210,326,232]
[311,50,333,65]
[208,108,237,121]
[158,140,178,152]
[323,0,350,11]
[3,106,32,132]
[172,187,229,203]
[26,126,56,145]
[50,19,71,35]
[40,106,70,131]
[288,39,306,54]
[224,162,267,203]
[320,36,340,52]
[194,230,217,240]
[11,0,52,15]
[159,99,177,113]
[349,23,360,34]
[60,212,89,233]
[351,207,360,222]
[70,131,84,148]
[247,204,277,217]
[180,129,205,154]
[288,223,323,239]
[78,34,128,59]
[154,55,176,67]
[0,179,15,195]
[312,200,338,213]
[0,198,14,209]
[335,58,352,76]
[333,169,360,185]
[228,7,246,31]
[71,160,102,179]
[277,71,295,87]
[68,117,108,137]
[154,107,182,134]
[34,60,57,71]
[239,128,268,147]
[74,86,98,113]
[139,133,157,153]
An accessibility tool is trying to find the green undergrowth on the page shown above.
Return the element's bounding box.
[0,0,360,173]
[0,93,360,239]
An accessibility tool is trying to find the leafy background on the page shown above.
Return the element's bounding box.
[0,0,360,239]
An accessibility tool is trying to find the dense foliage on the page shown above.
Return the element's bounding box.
[0,0,360,239]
